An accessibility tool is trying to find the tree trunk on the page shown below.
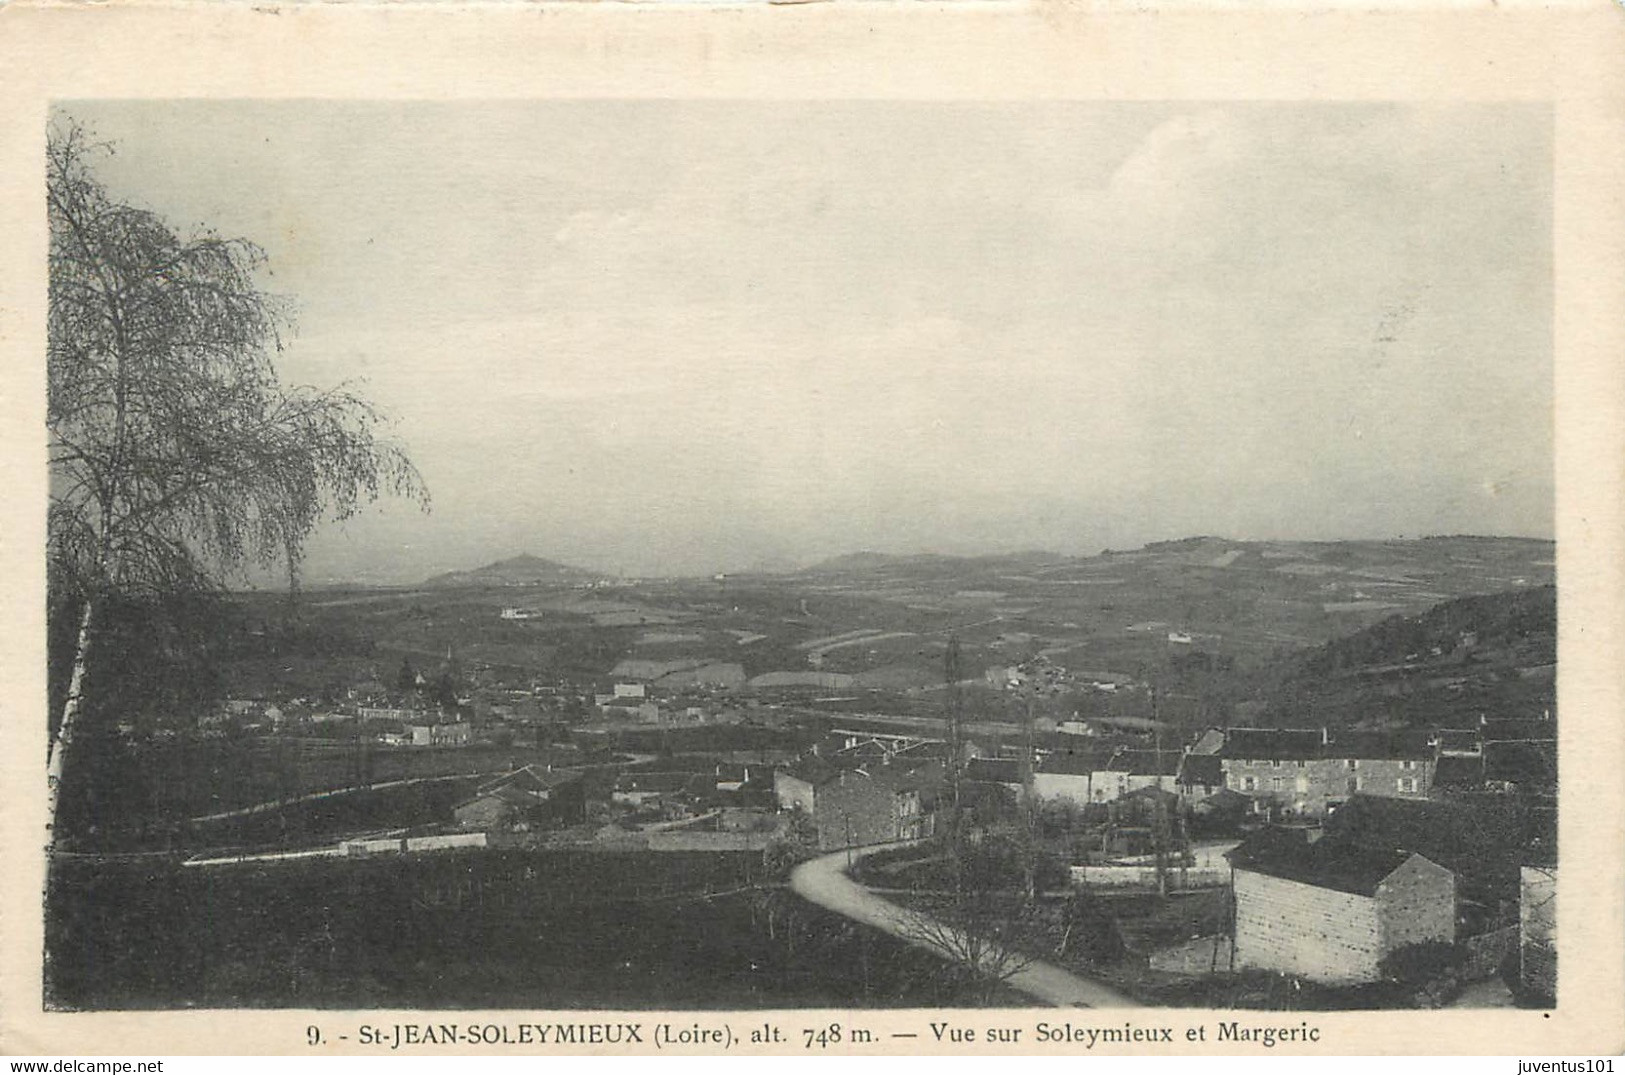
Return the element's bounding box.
[46,598,96,848]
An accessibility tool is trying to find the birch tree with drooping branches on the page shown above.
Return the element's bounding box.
[46,119,427,845]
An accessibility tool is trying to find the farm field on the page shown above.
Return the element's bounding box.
[227,536,1554,705]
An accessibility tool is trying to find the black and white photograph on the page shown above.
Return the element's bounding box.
[36,95,1567,1020]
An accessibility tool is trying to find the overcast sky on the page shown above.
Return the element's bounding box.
[61,101,1553,581]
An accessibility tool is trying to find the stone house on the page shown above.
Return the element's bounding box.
[1031,747,1115,805]
[1227,827,1456,984]
[1218,728,1435,818]
[1177,752,1225,804]
[410,720,472,747]
[1033,746,1180,806]
[773,756,939,851]
[612,771,701,808]
[964,756,1026,796]
[1519,863,1557,1002]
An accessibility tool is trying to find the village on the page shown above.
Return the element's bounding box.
[33,86,1589,1050]
[167,615,1557,1010]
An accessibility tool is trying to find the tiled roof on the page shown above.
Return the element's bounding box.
[965,757,1023,784]
[777,755,845,787]
[1218,728,1326,761]
[1432,729,1482,753]
[1178,753,1224,787]
[1321,730,1435,761]
[478,765,581,797]
[1322,793,1552,898]
[1227,827,1423,897]
[1107,748,1182,777]
[1431,754,1485,789]
[779,753,938,789]
[1038,748,1120,776]
[1218,727,1434,762]
[1481,718,1557,743]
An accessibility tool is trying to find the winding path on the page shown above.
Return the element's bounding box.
[790,843,1132,1008]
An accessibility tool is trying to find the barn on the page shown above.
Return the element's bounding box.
[1227,827,1455,984]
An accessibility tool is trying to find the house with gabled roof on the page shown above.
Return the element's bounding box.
[1177,751,1225,803]
[453,764,584,830]
[964,756,1024,791]
[1430,753,1486,794]
[1320,793,1547,912]
[773,755,940,850]
[1216,727,1435,818]
[612,770,707,806]
[1482,739,1556,795]
[1032,747,1117,805]
[1227,826,1455,984]
[1033,745,1180,806]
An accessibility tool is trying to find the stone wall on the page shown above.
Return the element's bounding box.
[1033,771,1093,806]
[1222,757,1432,816]
[1375,853,1456,951]
[1233,868,1383,983]
[811,771,901,850]
[1460,925,1519,981]
[1071,864,1230,890]
[1520,865,1557,1000]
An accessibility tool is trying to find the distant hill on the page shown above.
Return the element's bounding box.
[1296,584,1555,679]
[1242,584,1557,730]
[791,536,1551,602]
[802,551,937,573]
[423,554,597,588]
[799,549,1067,576]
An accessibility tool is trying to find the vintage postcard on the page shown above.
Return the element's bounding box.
[0,0,1621,1059]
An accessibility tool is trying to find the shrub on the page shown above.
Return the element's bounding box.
[1379,940,1461,985]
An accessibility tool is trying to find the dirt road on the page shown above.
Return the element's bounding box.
[789,844,1133,1008]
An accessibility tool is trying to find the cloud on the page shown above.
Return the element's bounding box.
[72,100,1551,578]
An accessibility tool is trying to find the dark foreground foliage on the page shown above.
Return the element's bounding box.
[46,850,976,1010]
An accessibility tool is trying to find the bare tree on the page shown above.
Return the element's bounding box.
[897,884,1042,1006]
[46,119,427,845]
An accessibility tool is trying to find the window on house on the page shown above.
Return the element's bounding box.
[1271,759,1281,769]
[1271,777,1283,792]
[1399,777,1417,793]
[1242,776,1257,791]
[1347,759,1359,770]
[1347,777,1359,795]
[1296,760,1306,769]
[1401,760,1416,770]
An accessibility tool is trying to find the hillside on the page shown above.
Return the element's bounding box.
[1240,584,1556,730]
[423,554,597,588]
[1298,585,1555,678]
[779,535,1551,658]
[797,549,1068,578]
[207,535,1556,735]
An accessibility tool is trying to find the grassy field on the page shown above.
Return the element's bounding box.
[56,738,590,850]
[46,850,993,1010]
[255,537,1554,711]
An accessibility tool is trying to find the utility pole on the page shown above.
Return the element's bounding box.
[1021,687,1038,902]
[1151,685,1168,899]
[945,637,964,899]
